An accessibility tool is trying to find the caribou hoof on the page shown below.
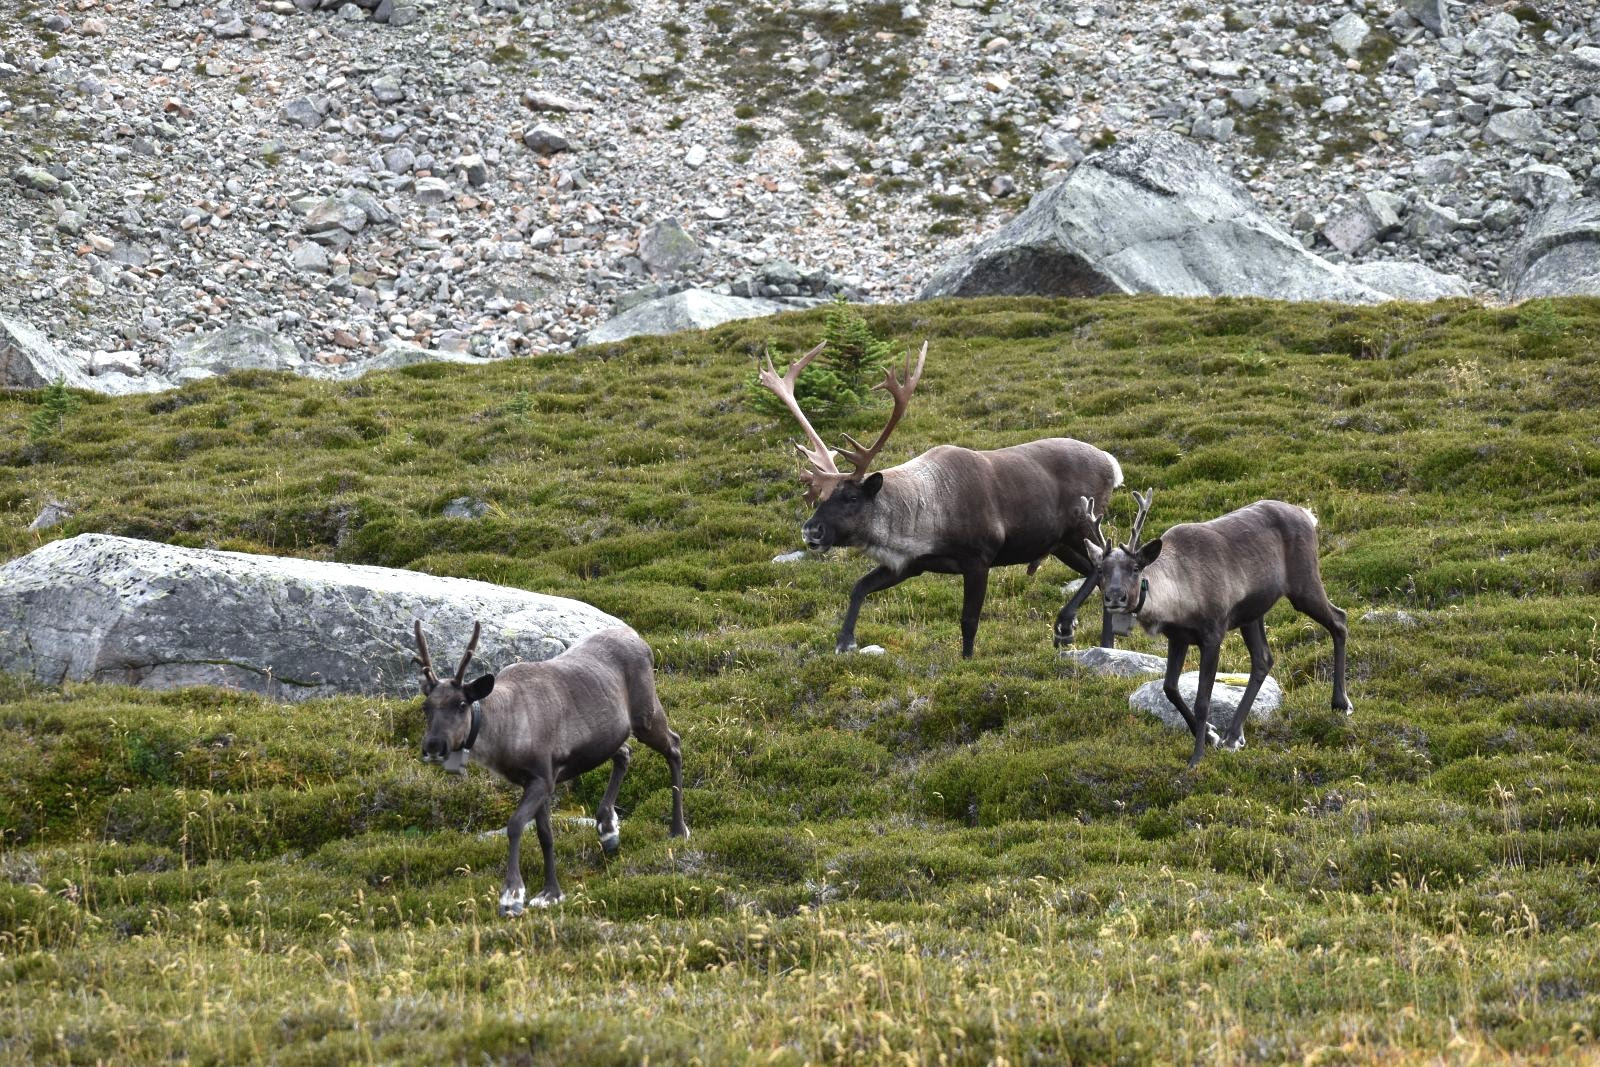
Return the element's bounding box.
[597,819,621,856]
[670,824,691,840]
[1341,701,1355,718]
[529,890,564,909]
[835,642,857,654]
[1205,725,1223,747]
[1221,732,1246,752]
[498,886,526,918]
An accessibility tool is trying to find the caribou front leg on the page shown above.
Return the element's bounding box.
[836,563,918,653]
[502,775,553,916]
[960,565,990,659]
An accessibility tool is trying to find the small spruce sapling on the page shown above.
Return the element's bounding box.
[746,296,891,420]
[28,378,78,443]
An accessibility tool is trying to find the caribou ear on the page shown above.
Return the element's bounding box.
[861,472,885,500]
[1137,538,1163,568]
[464,674,495,703]
[1085,541,1104,565]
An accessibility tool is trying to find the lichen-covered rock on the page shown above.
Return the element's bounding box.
[0,535,622,701]
[1059,646,1165,678]
[1348,261,1472,301]
[920,133,1385,304]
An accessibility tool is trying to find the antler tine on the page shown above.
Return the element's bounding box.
[1127,488,1155,552]
[838,340,927,475]
[757,341,841,477]
[413,620,438,684]
[454,621,481,684]
[1080,495,1108,550]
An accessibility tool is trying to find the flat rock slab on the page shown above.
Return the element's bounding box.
[0,534,621,701]
[1130,671,1282,732]
[584,289,791,344]
[1059,646,1165,678]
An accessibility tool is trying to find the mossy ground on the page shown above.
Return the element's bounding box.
[3,296,1600,1063]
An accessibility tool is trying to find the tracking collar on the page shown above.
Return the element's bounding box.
[442,701,483,775]
[1131,577,1149,614]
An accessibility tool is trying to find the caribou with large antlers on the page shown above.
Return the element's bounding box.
[1069,491,1353,766]
[414,620,688,914]
[761,340,1124,658]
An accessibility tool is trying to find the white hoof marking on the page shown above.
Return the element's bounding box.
[529,891,563,909]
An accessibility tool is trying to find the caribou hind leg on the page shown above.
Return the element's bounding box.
[595,744,630,855]
[1289,588,1353,716]
[1221,617,1274,751]
[635,700,689,839]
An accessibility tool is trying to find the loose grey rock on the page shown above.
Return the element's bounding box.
[1130,671,1283,734]
[14,166,61,195]
[520,90,595,113]
[442,496,489,519]
[1402,0,1449,36]
[0,534,622,700]
[637,217,703,275]
[370,74,406,104]
[1506,198,1600,300]
[1059,646,1165,678]
[522,124,570,155]
[27,500,74,532]
[414,176,452,204]
[290,242,331,274]
[584,289,789,344]
[1483,109,1548,148]
[281,95,326,130]
[921,133,1385,303]
[1510,164,1576,210]
[1330,14,1370,56]
[772,549,813,563]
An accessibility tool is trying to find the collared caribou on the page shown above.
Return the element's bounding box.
[760,340,1124,658]
[414,620,688,915]
[1064,491,1352,766]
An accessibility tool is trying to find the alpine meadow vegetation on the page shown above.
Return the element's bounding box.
[3,295,1600,1064]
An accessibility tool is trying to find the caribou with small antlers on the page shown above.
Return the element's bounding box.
[1066,491,1353,766]
[760,340,1124,658]
[414,620,688,914]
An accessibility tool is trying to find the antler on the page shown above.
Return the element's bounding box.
[837,341,927,475]
[758,340,851,504]
[1079,495,1108,551]
[413,620,438,685]
[1127,488,1155,552]
[454,621,481,684]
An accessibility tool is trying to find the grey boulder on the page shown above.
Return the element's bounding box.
[0,534,623,701]
[584,289,791,344]
[1506,199,1600,300]
[921,132,1384,304]
[1,314,91,390]
[1129,671,1283,735]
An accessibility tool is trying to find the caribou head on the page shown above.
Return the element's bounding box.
[1083,488,1157,614]
[758,339,926,551]
[415,620,496,766]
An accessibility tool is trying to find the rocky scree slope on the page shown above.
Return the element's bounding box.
[1,0,1598,386]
